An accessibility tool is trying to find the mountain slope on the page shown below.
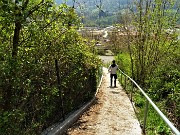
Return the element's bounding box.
[55,0,133,26]
[55,0,132,13]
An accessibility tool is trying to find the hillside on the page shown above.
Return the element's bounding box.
[55,0,133,26]
[55,0,180,27]
[55,0,132,13]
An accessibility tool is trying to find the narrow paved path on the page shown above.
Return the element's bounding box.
[64,67,142,135]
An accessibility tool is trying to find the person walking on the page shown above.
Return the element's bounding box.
[108,60,119,87]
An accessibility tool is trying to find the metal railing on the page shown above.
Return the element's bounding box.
[118,69,180,135]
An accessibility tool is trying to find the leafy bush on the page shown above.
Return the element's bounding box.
[0,2,101,135]
[148,63,180,130]
[116,52,131,75]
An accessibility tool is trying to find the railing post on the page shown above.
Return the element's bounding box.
[143,99,149,133]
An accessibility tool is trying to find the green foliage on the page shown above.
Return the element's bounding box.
[114,0,180,133]
[56,0,180,27]
[0,1,102,134]
[145,106,172,135]
[147,60,180,129]
[115,52,131,75]
[134,92,145,108]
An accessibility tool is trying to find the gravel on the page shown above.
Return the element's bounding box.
[64,67,142,135]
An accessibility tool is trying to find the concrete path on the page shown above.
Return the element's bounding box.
[65,67,142,135]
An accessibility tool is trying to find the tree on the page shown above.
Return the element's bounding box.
[0,1,101,134]
[0,0,54,110]
[95,0,103,27]
[130,0,179,85]
[115,0,180,132]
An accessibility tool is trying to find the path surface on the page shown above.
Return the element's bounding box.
[99,56,114,64]
[64,66,142,135]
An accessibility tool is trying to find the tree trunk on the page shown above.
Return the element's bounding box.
[12,21,21,58]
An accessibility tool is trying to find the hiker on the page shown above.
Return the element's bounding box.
[108,60,119,87]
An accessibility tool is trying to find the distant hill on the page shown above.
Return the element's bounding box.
[55,0,133,26]
[55,0,180,27]
[55,0,132,13]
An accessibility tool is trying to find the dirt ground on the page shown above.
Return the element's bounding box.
[99,55,114,65]
[63,65,142,135]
